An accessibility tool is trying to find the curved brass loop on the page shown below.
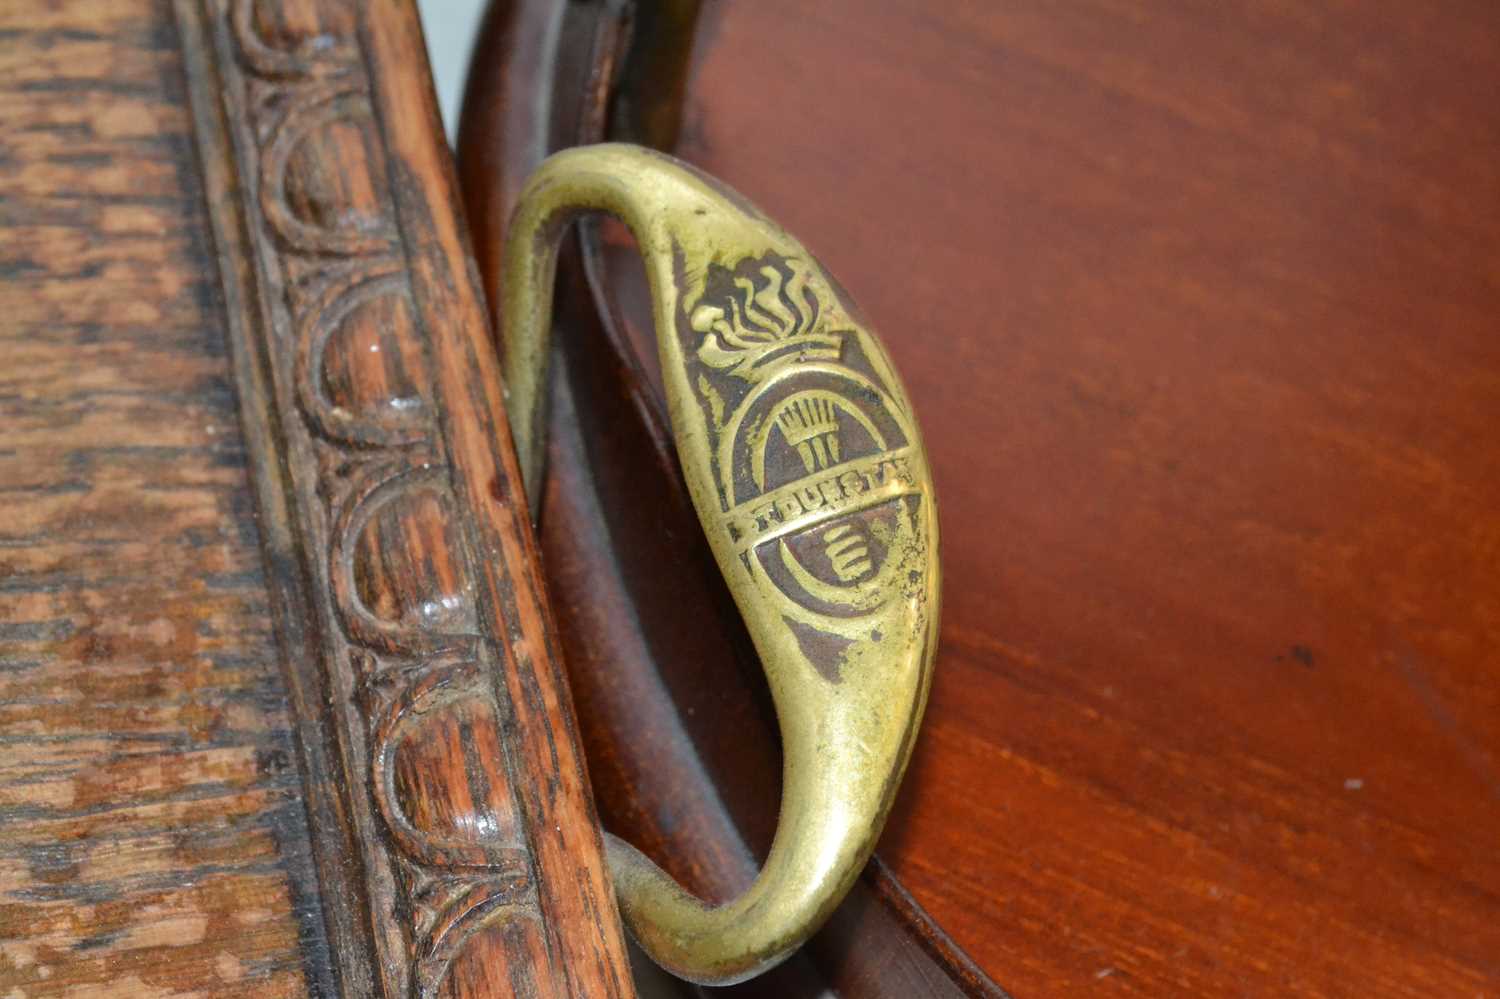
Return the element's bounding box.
[499,144,939,986]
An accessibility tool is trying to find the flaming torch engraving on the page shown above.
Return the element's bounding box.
[691,254,842,383]
[692,253,880,588]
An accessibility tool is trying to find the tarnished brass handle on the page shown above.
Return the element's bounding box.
[499,144,939,985]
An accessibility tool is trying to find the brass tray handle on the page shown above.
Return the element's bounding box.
[499,144,940,985]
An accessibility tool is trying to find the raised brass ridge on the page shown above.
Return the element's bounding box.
[499,143,940,986]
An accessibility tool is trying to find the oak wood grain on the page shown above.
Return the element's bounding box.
[0,4,327,994]
[1,1,636,995]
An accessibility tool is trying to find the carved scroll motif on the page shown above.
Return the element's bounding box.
[184,1,570,995]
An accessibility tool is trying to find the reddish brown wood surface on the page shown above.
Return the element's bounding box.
[459,3,1001,996]
[462,1,1500,996]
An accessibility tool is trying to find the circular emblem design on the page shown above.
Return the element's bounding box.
[720,364,925,622]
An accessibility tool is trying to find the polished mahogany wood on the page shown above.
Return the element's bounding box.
[1,1,635,996]
[459,3,998,997]
[461,1,1500,996]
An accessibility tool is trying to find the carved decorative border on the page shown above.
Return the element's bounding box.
[175,1,633,995]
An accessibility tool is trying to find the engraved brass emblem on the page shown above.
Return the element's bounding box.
[499,145,939,986]
[689,253,928,683]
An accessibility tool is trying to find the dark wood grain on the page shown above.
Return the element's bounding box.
[177,0,636,995]
[0,4,328,995]
[1,1,635,996]
[461,1,1500,996]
